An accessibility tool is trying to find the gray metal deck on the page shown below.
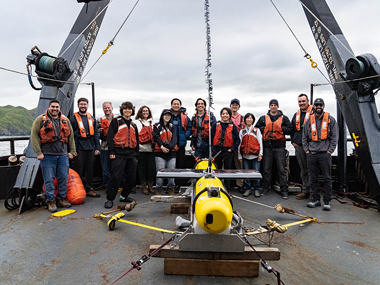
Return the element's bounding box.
[1,188,379,284]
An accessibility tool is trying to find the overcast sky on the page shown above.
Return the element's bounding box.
[1,0,380,121]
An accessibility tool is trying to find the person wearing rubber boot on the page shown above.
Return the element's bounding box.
[303,98,338,211]
[134,105,156,195]
[291,94,312,200]
[31,100,76,212]
[238,113,263,197]
[97,101,114,189]
[153,109,178,196]
[70,97,101,198]
[255,99,293,199]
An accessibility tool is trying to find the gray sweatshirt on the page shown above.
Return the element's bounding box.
[302,112,338,153]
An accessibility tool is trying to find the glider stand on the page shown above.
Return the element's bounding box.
[149,245,280,277]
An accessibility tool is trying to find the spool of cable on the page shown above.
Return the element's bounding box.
[38,55,56,74]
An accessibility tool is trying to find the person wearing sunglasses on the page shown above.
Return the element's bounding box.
[302,98,338,211]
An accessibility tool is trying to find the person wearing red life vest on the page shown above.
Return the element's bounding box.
[96,101,114,189]
[211,107,240,191]
[31,100,76,212]
[291,94,313,200]
[230,98,245,193]
[153,109,178,196]
[70,97,101,198]
[170,98,191,193]
[134,105,155,195]
[302,98,338,211]
[238,113,263,198]
[104,101,139,209]
[255,99,293,199]
[190,98,216,159]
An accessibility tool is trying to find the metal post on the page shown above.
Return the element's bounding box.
[91,82,96,117]
[310,84,314,104]
[337,103,347,192]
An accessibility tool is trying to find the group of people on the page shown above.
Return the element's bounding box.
[31,93,338,213]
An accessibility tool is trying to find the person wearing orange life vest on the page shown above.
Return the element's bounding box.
[238,113,263,198]
[134,105,156,195]
[70,97,101,198]
[104,101,139,209]
[230,98,246,193]
[31,100,76,212]
[291,94,313,200]
[153,109,178,196]
[96,101,114,188]
[170,98,191,193]
[255,99,293,199]
[190,98,216,159]
[302,98,338,211]
[211,107,240,191]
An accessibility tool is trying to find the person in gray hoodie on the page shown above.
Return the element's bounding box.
[302,98,338,211]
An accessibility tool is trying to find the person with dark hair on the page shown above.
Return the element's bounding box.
[104,101,139,208]
[291,94,313,200]
[97,101,114,189]
[211,107,240,191]
[70,97,101,198]
[230,98,245,192]
[134,105,155,195]
[170,98,191,193]
[255,99,293,199]
[31,100,76,212]
[238,113,263,197]
[303,98,338,211]
[190,98,216,159]
[153,109,178,195]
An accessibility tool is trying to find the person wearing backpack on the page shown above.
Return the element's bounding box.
[134,106,156,195]
[238,113,263,197]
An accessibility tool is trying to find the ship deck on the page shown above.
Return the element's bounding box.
[1,187,380,284]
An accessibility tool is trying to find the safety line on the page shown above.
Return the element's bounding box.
[232,195,275,209]
[59,0,113,58]
[80,0,140,82]
[245,218,315,236]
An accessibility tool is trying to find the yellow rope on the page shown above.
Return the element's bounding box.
[245,218,315,236]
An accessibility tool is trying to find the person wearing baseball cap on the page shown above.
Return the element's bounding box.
[230,98,245,193]
[255,99,293,199]
[302,98,338,211]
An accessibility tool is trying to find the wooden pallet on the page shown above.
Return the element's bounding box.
[150,245,280,277]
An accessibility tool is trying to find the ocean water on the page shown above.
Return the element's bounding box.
[0,136,29,157]
[0,136,351,157]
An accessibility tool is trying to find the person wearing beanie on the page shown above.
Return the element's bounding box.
[255,99,293,199]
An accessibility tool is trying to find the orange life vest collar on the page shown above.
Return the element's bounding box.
[74,112,94,138]
[213,122,234,148]
[263,115,285,141]
[310,112,330,141]
[113,117,137,148]
[40,111,71,144]
[240,127,260,156]
[295,105,313,131]
[191,111,210,139]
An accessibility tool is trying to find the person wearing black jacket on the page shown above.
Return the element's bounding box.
[70,97,101,198]
[255,99,293,199]
[211,107,240,191]
[104,101,139,208]
[153,109,178,195]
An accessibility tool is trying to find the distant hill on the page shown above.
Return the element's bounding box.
[0,105,36,136]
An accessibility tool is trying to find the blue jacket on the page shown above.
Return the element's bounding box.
[170,107,192,147]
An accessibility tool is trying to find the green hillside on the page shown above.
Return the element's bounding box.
[0,105,36,135]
